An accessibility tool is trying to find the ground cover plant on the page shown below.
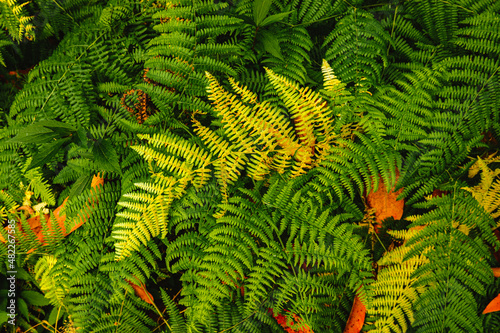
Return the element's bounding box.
[1,0,500,332]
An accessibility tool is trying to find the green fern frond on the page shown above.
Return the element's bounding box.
[404,190,498,332]
[324,9,392,89]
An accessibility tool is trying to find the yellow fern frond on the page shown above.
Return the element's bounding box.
[192,117,234,157]
[228,77,258,104]
[132,145,194,180]
[138,133,212,167]
[115,187,174,259]
[137,133,213,189]
[265,66,336,159]
[368,227,429,333]
[207,73,283,155]
[122,192,156,204]
[213,152,248,198]
[368,257,427,333]
[246,152,272,180]
[463,155,500,222]
[34,255,68,307]
[321,59,343,93]
[152,172,189,199]
[193,164,212,189]
[206,68,340,184]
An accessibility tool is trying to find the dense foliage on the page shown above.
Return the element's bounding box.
[1,0,500,332]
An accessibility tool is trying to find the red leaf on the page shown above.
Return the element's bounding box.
[483,293,500,314]
[344,295,366,333]
[127,280,154,305]
[269,309,313,333]
[431,189,448,198]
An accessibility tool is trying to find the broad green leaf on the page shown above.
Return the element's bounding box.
[68,173,93,201]
[260,11,292,27]
[74,127,88,147]
[40,120,76,136]
[9,120,76,144]
[18,298,28,320]
[21,290,50,307]
[253,0,273,26]
[27,137,71,171]
[92,139,122,174]
[9,126,58,144]
[0,311,6,326]
[260,30,283,60]
[14,268,32,281]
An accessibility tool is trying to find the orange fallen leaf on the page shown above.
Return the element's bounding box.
[366,170,404,231]
[483,293,500,314]
[44,197,68,236]
[493,267,500,278]
[24,197,78,246]
[127,280,154,305]
[18,205,35,215]
[1,174,103,250]
[344,295,366,333]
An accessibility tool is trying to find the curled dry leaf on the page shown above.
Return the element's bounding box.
[344,295,366,333]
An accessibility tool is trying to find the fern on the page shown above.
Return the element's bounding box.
[2,1,500,332]
[405,189,498,332]
[463,155,500,224]
[0,0,36,42]
[324,8,392,90]
[139,0,243,126]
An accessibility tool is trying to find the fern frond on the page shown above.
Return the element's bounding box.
[324,9,392,89]
[463,155,500,222]
[404,190,498,332]
[115,182,176,259]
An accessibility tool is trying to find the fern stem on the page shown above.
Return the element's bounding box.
[386,6,399,56]
[24,320,57,333]
[252,26,259,52]
[50,0,78,26]
[54,305,61,333]
[38,31,106,117]
[438,0,475,14]
[439,184,458,332]
[287,13,344,28]
[461,64,500,125]
[373,228,388,253]
[115,289,128,333]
